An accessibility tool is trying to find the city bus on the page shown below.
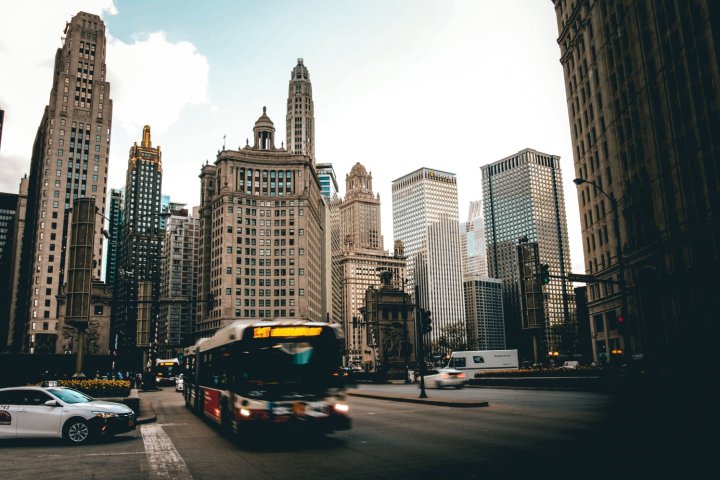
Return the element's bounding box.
[155,357,180,386]
[182,320,351,436]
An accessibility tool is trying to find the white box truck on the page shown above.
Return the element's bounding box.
[447,350,519,378]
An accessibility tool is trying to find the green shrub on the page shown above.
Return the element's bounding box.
[57,379,131,397]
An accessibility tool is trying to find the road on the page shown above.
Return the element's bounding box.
[0,383,699,479]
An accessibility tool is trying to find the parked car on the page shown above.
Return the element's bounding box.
[422,368,467,389]
[559,360,579,370]
[175,374,184,392]
[0,385,135,444]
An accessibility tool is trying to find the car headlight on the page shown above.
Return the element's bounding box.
[334,403,349,413]
[93,411,119,419]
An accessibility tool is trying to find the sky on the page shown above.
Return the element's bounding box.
[0,0,584,274]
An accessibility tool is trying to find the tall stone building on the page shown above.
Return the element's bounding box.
[6,177,28,352]
[196,61,326,338]
[392,168,466,358]
[12,12,112,353]
[158,204,199,358]
[554,0,720,367]
[481,148,575,363]
[112,126,163,368]
[340,162,406,368]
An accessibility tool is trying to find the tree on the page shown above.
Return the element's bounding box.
[429,322,468,362]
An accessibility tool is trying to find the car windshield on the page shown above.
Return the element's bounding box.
[47,388,94,404]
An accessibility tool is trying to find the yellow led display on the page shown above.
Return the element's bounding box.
[253,326,323,339]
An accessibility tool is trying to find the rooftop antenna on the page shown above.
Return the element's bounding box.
[223,134,226,150]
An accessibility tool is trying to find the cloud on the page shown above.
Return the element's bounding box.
[0,154,29,194]
[0,1,117,171]
[0,0,209,195]
[106,32,210,136]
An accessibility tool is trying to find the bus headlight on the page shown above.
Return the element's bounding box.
[333,403,349,414]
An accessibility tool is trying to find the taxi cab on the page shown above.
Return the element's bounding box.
[0,384,136,444]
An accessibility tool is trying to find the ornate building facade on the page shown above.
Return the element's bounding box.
[340,163,406,367]
[112,126,163,367]
[195,61,326,338]
[554,0,720,368]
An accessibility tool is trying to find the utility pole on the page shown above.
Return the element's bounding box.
[415,285,427,399]
[65,198,96,378]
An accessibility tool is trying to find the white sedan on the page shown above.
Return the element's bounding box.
[421,368,468,389]
[0,385,136,444]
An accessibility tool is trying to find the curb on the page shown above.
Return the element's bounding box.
[137,414,157,425]
[348,390,489,408]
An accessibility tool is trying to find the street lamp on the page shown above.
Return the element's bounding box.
[573,177,629,359]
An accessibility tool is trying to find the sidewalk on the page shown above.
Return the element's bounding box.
[133,388,158,425]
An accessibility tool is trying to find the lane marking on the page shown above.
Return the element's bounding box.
[141,424,193,479]
[37,452,145,458]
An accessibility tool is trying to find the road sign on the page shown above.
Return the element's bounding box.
[567,273,598,283]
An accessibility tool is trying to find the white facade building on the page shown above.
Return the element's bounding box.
[392,168,466,355]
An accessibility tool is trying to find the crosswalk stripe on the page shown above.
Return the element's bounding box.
[141,424,192,479]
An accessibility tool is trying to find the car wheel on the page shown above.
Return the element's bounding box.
[64,418,93,445]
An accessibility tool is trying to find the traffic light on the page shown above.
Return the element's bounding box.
[539,264,550,285]
[421,309,432,334]
[616,314,626,333]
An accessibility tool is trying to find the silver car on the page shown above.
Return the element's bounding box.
[0,385,136,444]
[421,368,468,389]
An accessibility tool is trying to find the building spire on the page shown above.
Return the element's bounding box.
[286,58,315,160]
[141,125,152,148]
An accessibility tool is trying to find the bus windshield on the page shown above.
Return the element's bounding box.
[235,338,341,400]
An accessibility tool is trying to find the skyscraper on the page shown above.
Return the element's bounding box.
[158,204,199,358]
[462,200,488,278]
[392,168,466,355]
[554,0,720,366]
[341,163,406,367]
[316,163,343,325]
[286,58,314,159]
[0,192,20,351]
[13,12,112,353]
[463,277,505,350]
[481,148,575,363]
[196,62,324,338]
[113,126,163,368]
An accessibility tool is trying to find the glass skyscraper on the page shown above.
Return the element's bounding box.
[482,148,575,363]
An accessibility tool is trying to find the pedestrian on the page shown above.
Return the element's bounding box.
[135,371,143,389]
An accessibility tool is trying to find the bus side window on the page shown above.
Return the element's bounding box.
[473,356,484,364]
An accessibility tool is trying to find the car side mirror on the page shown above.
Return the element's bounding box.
[45,400,59,407]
